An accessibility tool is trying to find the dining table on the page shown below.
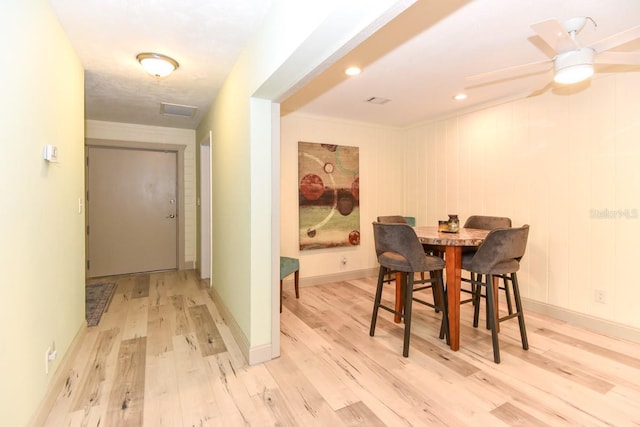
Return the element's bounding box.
[398,226,489,351]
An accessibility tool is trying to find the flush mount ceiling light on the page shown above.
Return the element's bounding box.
[136,52,179,77]
[553,48,594,84]
[452,93,467,101]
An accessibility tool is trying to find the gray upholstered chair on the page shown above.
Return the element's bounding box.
[464,215,512,231]
[376,215,438,306]
[461,215,513,324]
[370,222,449,357]
[377,215,408,224]
[461,224,530,363]
[280,257,299,312]
[376,216,410,284]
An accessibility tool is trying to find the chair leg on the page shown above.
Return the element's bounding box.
[502,275,514,315]
[402,272,414,357]
[369,267,386,337]
[510,273,529,350]
[436,270,449,344]
[280,279,283,313]
[430,271,441,313]
[396,271,404,323]
[472,274,482,328]
[485,274,501,363]
[470,272,478,306]
[486,277,500,331]
[294,270,300,299]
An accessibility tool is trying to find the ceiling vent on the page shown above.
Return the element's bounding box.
[364,97,391,105]
[160,102,198,118]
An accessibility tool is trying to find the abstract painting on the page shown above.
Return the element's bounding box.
[298,141,360,250]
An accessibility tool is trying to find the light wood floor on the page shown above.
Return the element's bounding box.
[40,270,640,426]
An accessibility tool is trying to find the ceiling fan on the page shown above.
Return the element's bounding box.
[468,17,640,86]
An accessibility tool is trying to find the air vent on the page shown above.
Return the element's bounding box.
[364,97,391,105]
[160,102,198,118]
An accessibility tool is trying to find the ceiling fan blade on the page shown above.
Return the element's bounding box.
[531,19,578,53]
[595,50,640,65]
[466,58,553,83]
[589,25,640,53]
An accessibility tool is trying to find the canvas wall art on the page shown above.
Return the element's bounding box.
[298,141,360,250]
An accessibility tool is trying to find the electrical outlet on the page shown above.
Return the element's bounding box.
[341,256,347,265]
[45,347,51,374]
[45,341,57,374]
[594,289,606,304]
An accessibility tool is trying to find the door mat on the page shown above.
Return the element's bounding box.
[86,282,116,327]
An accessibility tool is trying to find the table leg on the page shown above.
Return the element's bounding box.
[394,272,403,323]
[445,246,462,351]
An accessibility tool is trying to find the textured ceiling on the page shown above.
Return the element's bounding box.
[49,0,273,129]
[50,0,640,130]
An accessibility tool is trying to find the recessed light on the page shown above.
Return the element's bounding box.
[345,66,361,76]
[452,93,467,101]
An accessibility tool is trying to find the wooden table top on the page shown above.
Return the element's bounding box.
[413,226,489,246]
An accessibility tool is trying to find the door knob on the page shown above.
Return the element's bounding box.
[167,214,176,218]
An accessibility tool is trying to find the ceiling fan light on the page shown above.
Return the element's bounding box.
[554,63,594,84]
[136,52,179,77]
[553,48,594,84]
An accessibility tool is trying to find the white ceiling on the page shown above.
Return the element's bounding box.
[50,0,640,130]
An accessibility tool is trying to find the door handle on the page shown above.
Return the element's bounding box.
[166,214,176,219]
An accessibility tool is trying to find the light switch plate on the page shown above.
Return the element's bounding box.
[43,144,58,162]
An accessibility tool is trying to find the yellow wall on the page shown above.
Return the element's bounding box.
[0,0,85,424]
[405,72,640,332]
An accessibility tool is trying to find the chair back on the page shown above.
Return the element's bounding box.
[464,215,512,230]
[372,222,431,272]
[466,225,529,275]
[377,215,407,224]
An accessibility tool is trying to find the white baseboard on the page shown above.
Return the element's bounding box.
[523,298,640,344]
[207,285,273,365]
[281,267,379,288]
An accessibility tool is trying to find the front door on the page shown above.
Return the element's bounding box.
[87,146,178,277]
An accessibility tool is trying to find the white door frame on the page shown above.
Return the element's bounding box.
[199,132,211,279]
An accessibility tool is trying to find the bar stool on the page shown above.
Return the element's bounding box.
[461,225,530,363]
[370,222,449,357]
[461,215,513,324]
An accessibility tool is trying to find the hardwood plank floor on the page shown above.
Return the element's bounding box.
[40,270,640,426]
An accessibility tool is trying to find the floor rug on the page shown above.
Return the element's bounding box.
[86,282,116,327]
